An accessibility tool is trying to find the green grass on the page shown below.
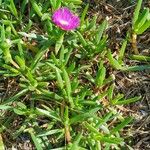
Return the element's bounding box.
[0,0,150,149]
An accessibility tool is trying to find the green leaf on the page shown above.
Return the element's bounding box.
[79,100,98,106]
[133,0,143,26]
[37,129,64,137]
[110,117,133,134]
[62,68,71,95]
[118,37,128,64]
[96,136,123,144]
[49,0,56,9]
[95,112,113,128]
[13,108,26,115]
[15,55,25,71]
[84,122,100,134]
[114,96,141,105]
[111,94,124,105]
[40,89,63,101]
[9,0,18,18]
[55,0,62,9]
[70,133,82,150]
[96,20,108,44]
[17,42,24,59]
[80,4,89,27]
[51,52,59,66]
[107,83,115,100]
[13,123,27,139]
[122,65,150,71]
[30,0,43,17]
[0,41,12,64]
[134,8,149,31]
[85,71,95,83]
[0,24,5,43]
[21,0,28,14]
[95,65,106,87]
[46,62,61,72]
[67,62,75,74]
[25,70,37,88]
[0,105,12,110]
[30,47,48,71]
[70,107,100,124]
[2,63,19,73]
[64,0,82,5]
[107,49,122,69]
[64,48,73,66]
[76,31,87,47]
[55,33,64,55]
[16,102,27,109]
[96,141,101,150]
[29,131,43,150]
[59,45,65,63]
[62,68,74,107]
[136,19,150,34]
[95,35,107,53]
[36,108,61,122]
[50,147,66,150]
[13,102,27,116]
[56,69,64,89]
[129,54,150,61]
[41,13,50,21]
[86,15,97,31]
[2,89,28,105]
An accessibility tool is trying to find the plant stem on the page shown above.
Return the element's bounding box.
[65,125,71,144]
[132,33,139,54]
[10,60,20,69]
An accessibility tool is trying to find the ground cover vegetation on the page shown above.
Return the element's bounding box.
[0,0,150,149]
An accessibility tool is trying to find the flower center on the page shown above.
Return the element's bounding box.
[59,19,69,25]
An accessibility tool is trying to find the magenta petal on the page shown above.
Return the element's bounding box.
[52,7,80,31]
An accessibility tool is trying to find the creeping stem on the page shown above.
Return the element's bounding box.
[132,32,139,54]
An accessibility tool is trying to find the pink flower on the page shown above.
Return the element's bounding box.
[52,7,80,31]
